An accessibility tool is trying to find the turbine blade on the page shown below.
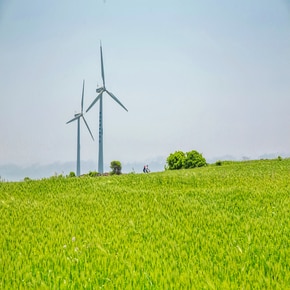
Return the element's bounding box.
[82,116,95,141]
[66,114,80,124]
[86,92,103,112]
[100,44,105,87]
[106,90,128,112]
[81,80,85,113]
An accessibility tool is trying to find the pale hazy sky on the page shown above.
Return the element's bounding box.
[0,0,290,174]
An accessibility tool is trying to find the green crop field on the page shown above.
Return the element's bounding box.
[0,159,289,289]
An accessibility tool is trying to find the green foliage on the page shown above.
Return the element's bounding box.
[166,150,206,170]
[0,159,290,288]
[166,150,185,170]
[183,150,207,169]
[48,173,65,179]
[110,160,122,175]
[88,171,98,177]
[278,155,282,161]
[215,160,222,166]
[68,171,76,178]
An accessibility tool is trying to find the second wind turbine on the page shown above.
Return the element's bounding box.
[66,80,94,176]
[86,43,128,174]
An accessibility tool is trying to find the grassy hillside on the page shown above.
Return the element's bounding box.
[0,159,289,289]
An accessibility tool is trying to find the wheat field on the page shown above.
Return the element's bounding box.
[0,159,289,289]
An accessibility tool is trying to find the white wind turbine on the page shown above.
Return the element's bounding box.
[86,43,128,174]
[66,80,94,176]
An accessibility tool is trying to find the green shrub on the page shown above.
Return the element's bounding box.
[166,151,185,170]
[110,160,122,175]
[68,171,76,178]
[88,171,98,177]
[215,160,222,166]
[166,150,207,170]
[184,150,207,169]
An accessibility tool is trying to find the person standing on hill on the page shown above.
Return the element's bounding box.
[143,165,150,173]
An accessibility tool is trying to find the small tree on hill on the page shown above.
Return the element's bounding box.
[68,171,76,178]
[166,151,185,170]
[110,160,122,175]
[166,150,207,170]
[184,150,207,168]
[89,171,98,177]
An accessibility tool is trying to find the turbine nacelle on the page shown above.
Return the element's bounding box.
[96,87,104,93]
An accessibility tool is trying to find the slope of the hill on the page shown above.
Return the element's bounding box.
[0,159,289,288]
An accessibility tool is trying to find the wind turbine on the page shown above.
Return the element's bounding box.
[66,80,94,176]
[86,43,128,174]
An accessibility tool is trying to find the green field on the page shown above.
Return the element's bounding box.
[0,159,289,289]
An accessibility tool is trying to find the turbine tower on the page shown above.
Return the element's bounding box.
[86,43,128,174]
[66,80,94,176]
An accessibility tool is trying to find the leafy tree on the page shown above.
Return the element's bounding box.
[166,150,207,170]
[166,151,185,170]
[184,150,207,168]
[215,160,222,166]
[88,171,98,177]
[110,160,122,175]
[68,171,76,178]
